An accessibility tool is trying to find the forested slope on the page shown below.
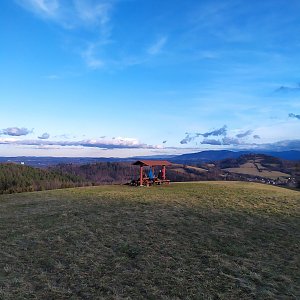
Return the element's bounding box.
[0,163,81,194]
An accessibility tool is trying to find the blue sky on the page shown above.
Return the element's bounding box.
[1,0,300,157]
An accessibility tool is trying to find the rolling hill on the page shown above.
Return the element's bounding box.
[218,154,297,182]
[171,150,300,163]
[0,182,299,299]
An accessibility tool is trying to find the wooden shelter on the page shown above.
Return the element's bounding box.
[132,160,172,186]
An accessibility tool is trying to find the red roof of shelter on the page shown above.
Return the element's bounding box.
[132,160,172,166]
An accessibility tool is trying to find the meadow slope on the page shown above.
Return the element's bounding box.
[0,182,299,299]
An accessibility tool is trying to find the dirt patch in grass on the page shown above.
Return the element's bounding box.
[0,182,299,299]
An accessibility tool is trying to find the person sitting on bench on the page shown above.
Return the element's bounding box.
[157,170,162,179]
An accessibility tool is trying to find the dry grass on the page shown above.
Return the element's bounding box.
[170,164,207,174]
[0,182,299,299]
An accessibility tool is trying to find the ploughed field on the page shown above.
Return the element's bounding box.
[0,182,299,299]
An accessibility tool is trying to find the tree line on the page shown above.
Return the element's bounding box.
[0,162,214,194]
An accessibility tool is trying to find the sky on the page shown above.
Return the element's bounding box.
[1,0,300,157]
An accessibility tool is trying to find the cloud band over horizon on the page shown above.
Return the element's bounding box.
[0,137,162,150]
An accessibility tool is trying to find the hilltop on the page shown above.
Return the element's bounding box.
[0,182,299,299]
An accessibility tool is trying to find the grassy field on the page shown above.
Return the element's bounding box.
[224,162,290,179]
[172,164,207,173]
[0,182,299,299]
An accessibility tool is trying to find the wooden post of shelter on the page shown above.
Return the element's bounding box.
[162,165,166,180]
[139,165,143,186]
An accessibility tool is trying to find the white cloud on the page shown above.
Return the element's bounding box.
[0,127,33,136]
[253,120,300,143]
[17,0,113,29]
[16,0,114,69]
[147,36,167,55]
[16,0,61,22]
[81,43,104,69]
[0,137,18,143]
[38,132,50,139]
[74,0,112,27]
[18,0,59,17]
[0,136,161,150]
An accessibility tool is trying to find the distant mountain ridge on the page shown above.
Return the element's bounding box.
[0,150,299,167]
[171,150,300,163]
